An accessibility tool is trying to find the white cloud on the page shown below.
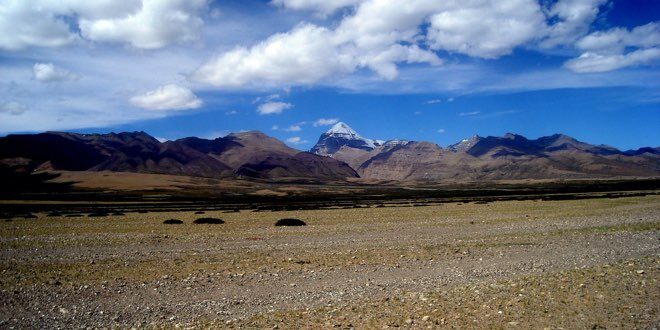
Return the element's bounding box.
[313,118,339,126]
[540,0,608,48]
[79,0,207,49]
[0,0,207,51]
[271,125,279,130]
[271,0,363,15]
[195,0,583,89]
[565,22,660,73]
[284,124,302,132]
[225,110,238,115]
[565,49,660,73]
[425,99,442,104]
[192,5,442,89]
[414,111,422,115]
[437,128,445,133]
[447,97,455,102]
[0,101,27,115]
[286,136,308,145]
[575,22,659,54]
[459,111,480,116]
[266,94,281,101]
[0,1,78,50]
[426,0,546,58]
[192,24,360,88]
[33,63,78,82]
[130,84,202,111]
[257,101,292,115]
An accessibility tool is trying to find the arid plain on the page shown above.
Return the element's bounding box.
[1,194,658,328]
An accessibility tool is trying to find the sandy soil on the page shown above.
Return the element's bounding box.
[0,196,658,328]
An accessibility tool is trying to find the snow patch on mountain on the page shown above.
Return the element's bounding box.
[448,135,481,152]
[312,122,383,155]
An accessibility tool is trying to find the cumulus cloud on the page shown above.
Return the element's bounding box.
[437,128,446,133]
[0,0,207,51]
[426,0,546,58]
[271,0,363,15]
[313,118,339,126]
[0,102,27,115]
[565,22,660,73]
[192,24,361,88]
[285,136,308,145]
[196,0,593,88]
[540,0,608,48]
[284,124,302,132]
[130,84,202,111]
[425,99,442,104]
[191,8,442,88]
[0,1,78,50]
[565,49,660,73]
[257,101,292,115]
[33,63,78,82]
[79,0,207,49]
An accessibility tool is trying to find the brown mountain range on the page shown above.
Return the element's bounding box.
[311,122,660,181]
[0,124,658,183]
[0,131,358,181]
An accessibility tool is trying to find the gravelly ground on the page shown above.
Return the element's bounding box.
[0,195,658,329]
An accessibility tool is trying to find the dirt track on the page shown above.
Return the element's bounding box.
[1,196,658,328]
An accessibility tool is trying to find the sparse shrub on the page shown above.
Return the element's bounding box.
[112,212,125,216]
[275,218,306,227]
[47,212,63,217]
[194,211,205,214]
[163,219,183,224]
[193,217,225,224]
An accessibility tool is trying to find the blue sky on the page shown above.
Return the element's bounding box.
[0,0,658,150]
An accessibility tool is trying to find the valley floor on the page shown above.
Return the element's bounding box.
[0,196,659,328]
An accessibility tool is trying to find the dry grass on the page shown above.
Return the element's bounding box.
[0,195,658,328]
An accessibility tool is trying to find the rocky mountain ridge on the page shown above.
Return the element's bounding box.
[310,122,660,181]
[0,123,657,183]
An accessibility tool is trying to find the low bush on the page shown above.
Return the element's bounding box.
[275,218,306,227]
[193,217,225,224]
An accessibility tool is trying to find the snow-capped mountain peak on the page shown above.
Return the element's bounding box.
[326,122,359,137]
[448,135,481,152]
[312,122,381,155]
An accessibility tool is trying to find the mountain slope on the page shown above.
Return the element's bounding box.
[1,127,657,183]
[0,131,359,181]
[311,122,381,156]
[357,132,659,181]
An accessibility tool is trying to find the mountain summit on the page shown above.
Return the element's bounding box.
[311,122,382,156]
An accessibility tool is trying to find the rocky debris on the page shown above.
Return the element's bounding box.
[0,196,658,328]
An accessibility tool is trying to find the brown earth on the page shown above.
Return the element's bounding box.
[0,195,658,328]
